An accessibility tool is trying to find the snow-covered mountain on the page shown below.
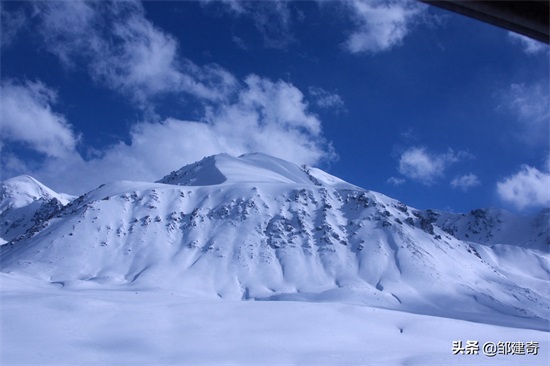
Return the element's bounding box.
[0,175,74,245]
[1,153,549,328]
[434,207,549,250]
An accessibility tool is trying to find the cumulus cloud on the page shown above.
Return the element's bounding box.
[3,76,334,194]
[343,0,425,54]
[450,173,480,191]
[508,32,548,55]
[37,0,238,105]
[1,1,336,194]
[203,75,332,161]
[397,147,470,185]
[209,75,322,134]
[308,86,346,112]
[497,164,550,210]
[0,80,79,158]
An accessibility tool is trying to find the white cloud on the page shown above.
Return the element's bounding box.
[2,2,335,194]
[0,80,79,158]
[508,32,548,55]
[1,3,27,48]
[36,0,95,67]
[497,165,550,210]
[247,1,295,49]
[308,86,346,111]
[387,176,405,186]
[344,0,425,54]
[499,82,550,145]
[37,0,238,105]
[0,153,28,180]
[450,173,480,191]
[397,147,470,185]
[211,75,323,135]
[210,0,428,53]
[3,76,334,195]
[207,0,295,49]
[505,83,549,122]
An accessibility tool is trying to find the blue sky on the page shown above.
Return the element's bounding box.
[1,0,549,213]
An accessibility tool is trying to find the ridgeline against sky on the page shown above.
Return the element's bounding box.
[2,153,548,328]
[0,0,548,213]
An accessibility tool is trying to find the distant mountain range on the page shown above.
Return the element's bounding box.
[1,153,548,328]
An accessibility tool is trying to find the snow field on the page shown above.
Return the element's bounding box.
[1,274,548,366]
[1,153,549,365]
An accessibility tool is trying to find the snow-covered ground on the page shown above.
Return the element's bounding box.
[1,273,548,366]
[1,153,548,365]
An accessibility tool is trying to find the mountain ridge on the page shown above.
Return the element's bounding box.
[0,175,75,244]
[1,153,548,329]
[156,152,357,189]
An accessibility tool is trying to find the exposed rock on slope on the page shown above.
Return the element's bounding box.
[1,153,548,328]
[0,175,73,244]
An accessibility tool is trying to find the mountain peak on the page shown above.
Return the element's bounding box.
[0,175,74,244]
[156,152,354,188]
[1,175,63,211]
[1,156,548,329]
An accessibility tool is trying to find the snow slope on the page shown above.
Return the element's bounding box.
[0,175,74,244]
[1,153,549,365]
[1,153,548,330]
[1,272,548,366]
[156,152,354,188]
[435,208,549,250]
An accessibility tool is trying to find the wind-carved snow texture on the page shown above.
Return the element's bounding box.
[1,153,549,331]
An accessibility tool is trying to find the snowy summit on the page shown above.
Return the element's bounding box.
[1,0,548,363]
[0,152,548,365]
[156,152,355,188]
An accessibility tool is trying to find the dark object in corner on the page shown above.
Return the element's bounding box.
[421,1,549,44]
